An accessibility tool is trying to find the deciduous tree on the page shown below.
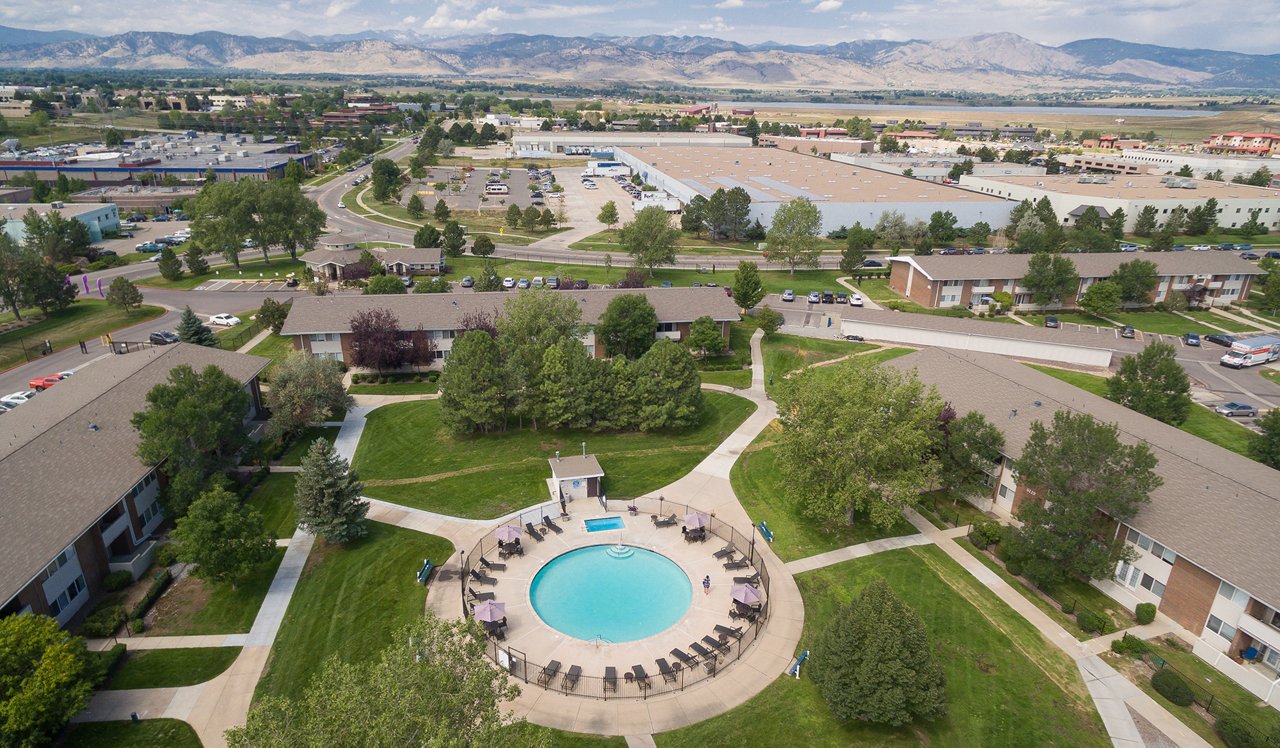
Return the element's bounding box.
[295,438,367,544]
[620,205,679,275]
[597,200,619,230]
[498,290,583,428]
[20,258,77,315]
[681,194,707,235]
[349,307,408,373]
[1079,279,1122,318]
[1107,341,1192,425]
[413,277,452,294]
[413,224,441,248]
[505,203,522,229]
[841,223,876,271]
[732,261,765,309]
[0,614,94,747]
[256,298,290,334]
[966,221,991,248]
[1111,259,1158,306]
[685,315,725,357]
[265,352,351,441]
[1250,409,1280,470]
[364,274,407,295]
[1022,252,1078,309]
[632,339,702,431]
[765,197,823,274]
[471,234,495,256]
[756,305,784,336]
[595,293,658,359]
[105,276,143,314]
[936,408,1005,496]
[173,486,275,587]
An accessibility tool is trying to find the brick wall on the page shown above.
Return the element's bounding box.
[1159,557,1221,635]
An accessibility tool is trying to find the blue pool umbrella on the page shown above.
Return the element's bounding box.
[496,525,522,542]
[684,511,710,529]
[474,600,506,622]
[731,584,762,606]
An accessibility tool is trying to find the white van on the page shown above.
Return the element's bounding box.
[484,184,509,195]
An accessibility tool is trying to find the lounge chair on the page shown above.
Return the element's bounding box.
[714,624,743,639]
[723,558,749,570]
[479,556,507,572]
[604,666,618,692]
[563,665,582,691]
[469,569,498,585]
[542,515,563,534]
[631,664,651,688]
[467,586,495,602]
[670,647,697,667]
[652,513,677,528]
[537,660,561,686]
[689,641,715,660]
[656,658,677,683]
[703,635,731,654]
[733,571,760,585]
[712,544,736,559]
[525,522,545,541]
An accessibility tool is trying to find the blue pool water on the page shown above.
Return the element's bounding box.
[584,516,625,532]
[530,545,692,642]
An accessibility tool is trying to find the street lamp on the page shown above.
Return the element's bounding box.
[459,549,467,618]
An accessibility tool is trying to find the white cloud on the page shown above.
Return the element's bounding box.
[812,0,842,11]
[323,0,358,18]
[715,0,744,8]
[422,2,610,31]
[699,15,733,32]
[402,15,417,24]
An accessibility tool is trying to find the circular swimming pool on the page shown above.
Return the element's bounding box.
[529,545,693,643]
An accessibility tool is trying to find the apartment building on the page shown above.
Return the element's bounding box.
[0,345,267,626]
[279,288,740,365]
[887,253,1264,310]
[300,240,445,281]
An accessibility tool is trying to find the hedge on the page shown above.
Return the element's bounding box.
[1152,668,1194,706]
[90,643,127,686]
[103,570,133,593]
[129,569,172,621]
[1076,609,1107,635]
[1215,714,1264,748]
[969,518,1002,549]
[80,606,127,638]
[1136,602,1157,625]
[1110,634,1149,658]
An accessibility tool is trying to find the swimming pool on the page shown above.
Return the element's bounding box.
[529,545,692,642]
[584,516,624,532]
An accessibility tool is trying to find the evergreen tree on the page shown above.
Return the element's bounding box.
[1104,207,1126,240]
[439,330,506,434]
[841,223,876,272]
[433,199,451,223]
[105,276,144,314]
[505,204,522,229]
[184,245,210,275]
[539,208,555,229]
[732,261,765,309]
[632,339,702,431]
[471,234,495,256]
[176,306,218,346]
[406,194,424,219]
[295,438,368,544]
[442,221,466,257]
[1107,341,1192,425]
[538,338,596,430]
[1133,205,1159,237]
[414,224,441,248]
[521,206,540,232]
[681,194,707,236]
[157,246,183,281]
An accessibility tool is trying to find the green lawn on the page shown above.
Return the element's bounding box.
[247,334,298,382]
[569,228,850,257]
[347,380,439,395]
[61,719,201,748]
[0,300,165,371]
[147,549,285,636]
[846,277,900,303]
[246,474,300,539]
[1109,311,1218,337]
[761,333,876,396]
[700,369,752,389]
[278,426,342,466]
[104,647,241,690]
[254,523,454,702]
[353,392,756,519]
[917,490,996,530]
[1027,364,1258,458]
[136,258,307,290]
[1181,310,1261,333]
[656,546,1107,748]
[730,426,917,562]
[698,320,755,371]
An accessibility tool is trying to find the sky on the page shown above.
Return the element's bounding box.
[5,0,1279,53]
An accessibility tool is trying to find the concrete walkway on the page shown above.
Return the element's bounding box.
[834,277,885,311]
[784,533,932,574]
[234,327,273,354]
[1209,305,1273,331]
[1172,310,1233,334]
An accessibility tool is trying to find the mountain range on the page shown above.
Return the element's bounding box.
[0,26,1277,91]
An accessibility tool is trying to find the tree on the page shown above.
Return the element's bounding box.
[1133,205,1159,237]
[1233,166,1273,187]
[0,614,94,747]
[184,245,209,275]
[1250,409,1280,470]
[498,290,583,428]
[465,233,494,258]
[473,260,503,292]
[413,224,441,248]
[539,208,555,229]
[936,409,1005,496]
[1186,198,1218,236]
[874,210,911,254]
[927,210,959,244]
[172,486,275,587]
[723,187,752,241]
[1149,227,1174,253]
[349,307,409,373]
[283,159,306,184]
[176,306,218,347]
[132,364,251,516]
[442,221,466,257]
[414,276,452,294]
[505,203,522,229]
[776,364,942,529]
[744,116,760,144]
[765,197,823,274]
[104,276,143,314]
[810,578,946,727]
[406,194,424,219]
[370,158,402,202]
[756,305,784,336]
[265,353,351,441]
[966,221,991,248]
[433,198,451,223]
[1104,207,1126,240]
[681,194,707,235]
[1079,279,1123,318]
[521,206,540,232]
[1022,252,1078,309]
[157,246,183,281]
[1258,271,1280,315]
[226,615,529,748]
[732,261,765,310]
[439,330,506,434]
[597,200,619,230]
[1239,209,1266,240]
[0,234,25,321]
[841,223,876,272]
[1008,410,1160,588]
[975,145,997,162]
[1176,164,1194,177]
[1107,341,1192,426]
[1111,259,1158,306]
[686,315,725,357]
[365,274,407,295]
[620,205,679,275]
[19,259,77,315]
[295,438,367,544]
[191,181,251,267]
[1163,205,1188,236]
[256,298,290,335]
[595,293,659,359]
[538,338,597,430]
[632,339,702,431]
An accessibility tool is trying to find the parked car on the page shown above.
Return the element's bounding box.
[1215,401,1258,418]
[502,277,516,289]
[820,291,835,304]
[1120,326,1136,339]
[1171,244,1187,251]
[1265,251,1280,260]
[285,277,299,288]
[337,201,346,209]
[209,313,241,326]
[135,242,164,252]
[1119,243,1139,252]
[152,215,172,222]
[835,291,848,304]
[1182,332,1201,346]
[147,253,163,263]
[861,259,884,268]
[849,294,864,307]
[660,281,673,288]
[546,276,560,289]
[1191,244,1211,251]
[461,275,475,288]
[125,214,147,223]
[806,291,821,303]
[400,276,414,288]
[531,276,544,288]
[1217,243,1236,251]
[1236,244,1255,251]
[1044,316,1060,329]
[844,334,865,342]
[574,279,589,290]
[94,249,118,258]
[149,330,180,345]
[516,278,530,289]
[1204,333,1236,347]
[1240,252,1261,261]
[1,390,37,406]
[28,375,63,391]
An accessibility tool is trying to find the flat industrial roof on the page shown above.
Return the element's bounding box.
[618,146,1007,205]
[962,173,1280,201]
[0,202,113,220]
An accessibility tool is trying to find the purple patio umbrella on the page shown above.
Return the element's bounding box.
[731,584,762,606]
[473,600,506,623]
[495,524,522,543]
[684,511,711,529]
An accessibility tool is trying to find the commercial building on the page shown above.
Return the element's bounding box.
[1067,149,1280,182]
[511,132,749,158]
[887,252,1264,310]
[890,347,1280,706]
[0,345,267,626]
[1203,133,1280,157]
[279,288,740,365]
[68,185,199,212]
[958,173,1280,233]
[0,201,119,243]
[615,146,1013,234]
[760,136,875,155]
[830,153,1045,183]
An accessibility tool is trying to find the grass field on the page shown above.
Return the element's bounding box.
[1181,310,1262,333]
[656,545,1107,748]
[104,647,241,690]
[699,369,752,389]
[730,425,917,562]
[246,334,297,381]
[147,549,285,636]
[761,333,876,396]
[1026,364,1258,458]
[1109,311,1220,337]
[254,523,454,702]
[278,426,341,466]
[0,300,165,372]
[568,229,845,257]
[247,474,300,540]
[353,392,755,518]
[698,319,756,371]
[61,719,201,748]
[347,380,439,395]
[137,258,306,290]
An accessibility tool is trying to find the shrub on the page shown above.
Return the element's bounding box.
[1076,609,1107,634]
[56,263,82,276]
[103,570,134,593]
[1136,602,1157,625]
[128,618,145,634]
[1215,714,1263,748]
[1005,559,1024,576]
[152,543,179,567]
[80,606,127,637]
[413,375,422,383]
[426,371,440,382]
[1152,668,1194,706]
[90,643,127,686]
[969,518,1003,549]
[129,568,172,620]
[994,540,1013,563]
[1110,634,1149,658]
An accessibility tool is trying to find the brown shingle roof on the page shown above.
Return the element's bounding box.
[0,345,267,604]
[300,246,443,267]
[893,252,1265,282]
[888,347,1280,608]
[280,287,741,336]
[549,454,604,479]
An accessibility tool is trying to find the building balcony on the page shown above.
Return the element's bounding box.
[1238,612,1280,656]
[108,539,156,580]
[971,285,996,294]
[99,512,131,547]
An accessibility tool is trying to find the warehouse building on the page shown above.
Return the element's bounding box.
[830,153,1045,183]
[1064,149,1280,182]
[0,201,119,243]
[958,173,1280,233]
[511,132,749,158]
[615,146,1013,234]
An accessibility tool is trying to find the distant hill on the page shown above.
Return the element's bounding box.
[0,27,1276,91]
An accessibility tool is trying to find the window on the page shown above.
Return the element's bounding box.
[1206,614,1236,642]
[1136,534,1152,551]
[656,322,676,333]
[140,500,162,526]
[43,548,73,579]
[1150,542,1176,565]
[48,575,85,617]
[1217,581,1250,607]
[999,485,1010,499]
[1140,574,1165,597]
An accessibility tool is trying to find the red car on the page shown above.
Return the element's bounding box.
[28,374,63,391]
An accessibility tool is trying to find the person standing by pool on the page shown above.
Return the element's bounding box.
[703,575,711,595]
